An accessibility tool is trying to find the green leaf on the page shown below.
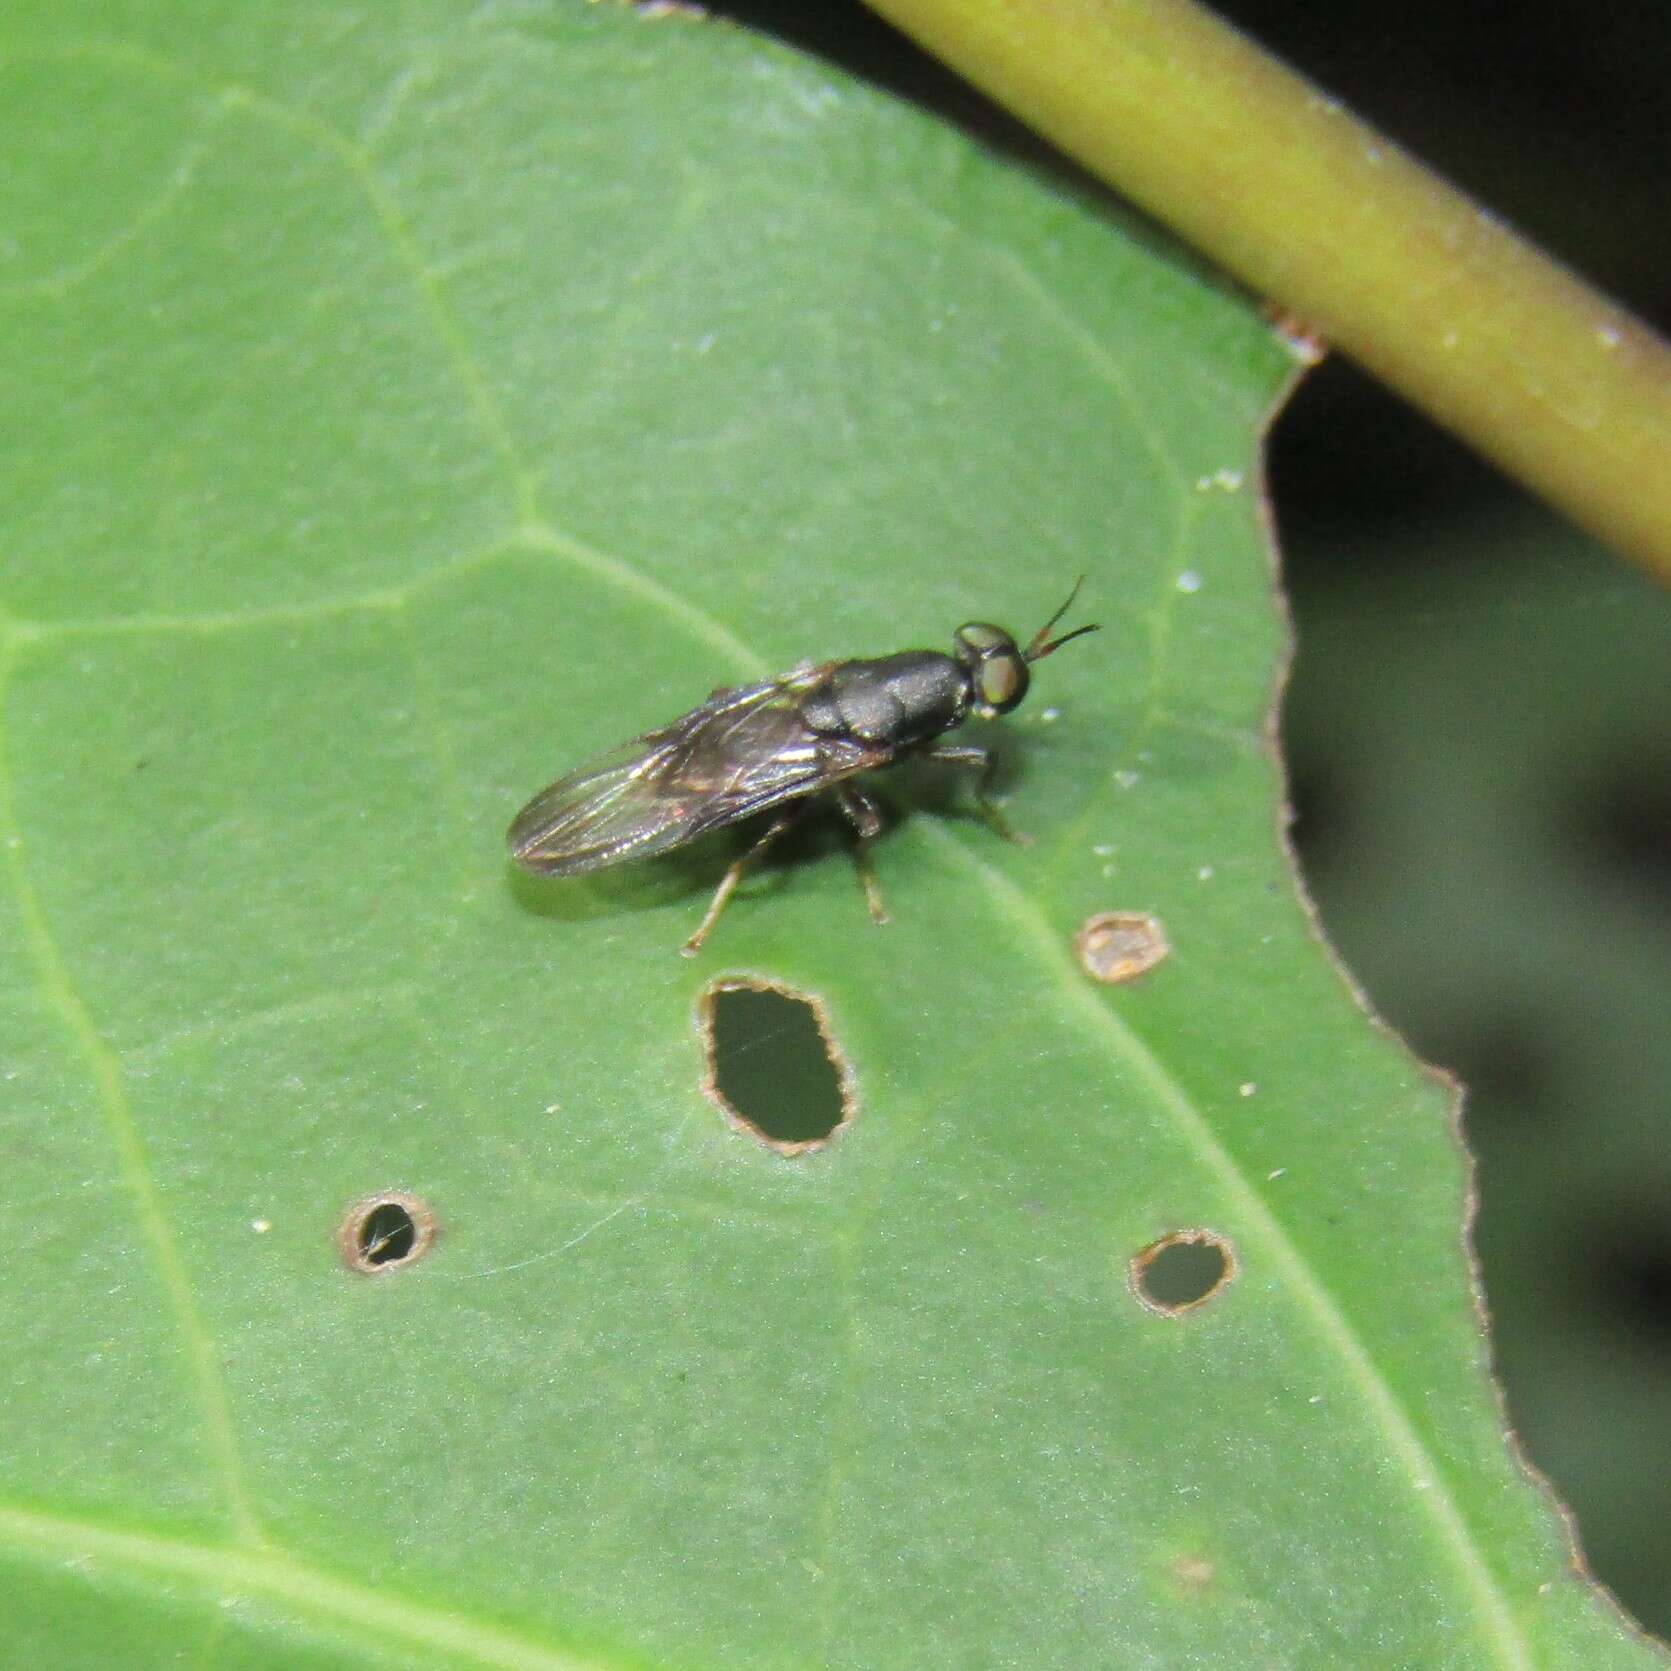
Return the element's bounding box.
[0,4,1650,1666]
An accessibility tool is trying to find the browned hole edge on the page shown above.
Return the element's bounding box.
[1075,910,1170,984]
[1128,1227,1237,1317]
[337,1190,438,1274]
[696,973,857,1156]
[1168,1551,1218,1592]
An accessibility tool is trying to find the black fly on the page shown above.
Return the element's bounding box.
[507,581,1099,955]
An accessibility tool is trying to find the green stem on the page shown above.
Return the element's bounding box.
[863,0,1671,581]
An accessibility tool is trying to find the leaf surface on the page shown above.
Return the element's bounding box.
[0,4,1652,1666]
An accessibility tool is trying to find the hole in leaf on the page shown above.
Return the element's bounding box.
[1130,1230,1235,1315]
[699,977,853,1154]
[1076,911,1169,983]
[338,1192,436,1274]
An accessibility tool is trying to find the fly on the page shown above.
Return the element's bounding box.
[507,580,1099,955]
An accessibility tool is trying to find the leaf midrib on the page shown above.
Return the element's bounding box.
[0,1502,613,1671]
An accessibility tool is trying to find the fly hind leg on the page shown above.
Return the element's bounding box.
[834,784,890,926]
[681,806,804,957]
[923,745,1033,846]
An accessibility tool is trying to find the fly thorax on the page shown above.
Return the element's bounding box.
[799,682,846,736]
[822,652,968,746]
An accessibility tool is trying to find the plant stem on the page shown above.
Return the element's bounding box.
[863,0,1671,581]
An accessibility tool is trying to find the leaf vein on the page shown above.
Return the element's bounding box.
[0,635,263,1545]
[0,1501,612,1671]
[919,819,1534,1669]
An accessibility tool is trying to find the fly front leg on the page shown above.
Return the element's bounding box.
[924,745,1034,846]
[834,783,890,925]
[681,806,804,956]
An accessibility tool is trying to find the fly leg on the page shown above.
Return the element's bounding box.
[923,745,1034,846]
[681,806,804,957]
[834,783,889,925]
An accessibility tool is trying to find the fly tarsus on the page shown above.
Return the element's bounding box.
[924,744,1033,846]
[681,807,805,957]
[836,784,890,925]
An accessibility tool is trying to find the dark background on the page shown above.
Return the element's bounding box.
[708,0,1671,1637]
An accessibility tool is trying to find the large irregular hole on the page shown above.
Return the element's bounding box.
[1130,1230,1236,1315]
[699,977,853,1154]
[338,1192,436,1274]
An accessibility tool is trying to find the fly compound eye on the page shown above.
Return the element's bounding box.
[978,651,1029,713]
[954,623,1029,715]
[955,622,1012,661]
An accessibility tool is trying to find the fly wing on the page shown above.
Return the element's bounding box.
[507,666,879,876]
[506,737,689,875]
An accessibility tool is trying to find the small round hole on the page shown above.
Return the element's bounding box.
[699,977,854,1153]
[1076,911,1169,984]
[1130,1230,1235,1315]
[338,1192,436,1274]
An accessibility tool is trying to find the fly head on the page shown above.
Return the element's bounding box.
[954,578,1099,718]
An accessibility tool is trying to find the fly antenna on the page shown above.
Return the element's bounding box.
[1024,576,1100,663]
